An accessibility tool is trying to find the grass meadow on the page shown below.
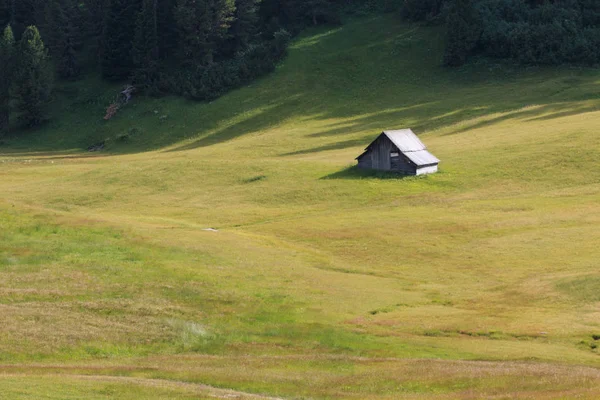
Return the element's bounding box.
[1,14,600,399]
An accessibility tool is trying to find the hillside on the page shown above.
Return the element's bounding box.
[1,14,600,399]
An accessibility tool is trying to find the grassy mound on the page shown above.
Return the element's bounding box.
[1,14,600,398]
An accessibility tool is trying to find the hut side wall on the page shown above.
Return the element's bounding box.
[357,136,417,175]
[357,153,372,169]
[391,153,417,175]
[416,165,438,175]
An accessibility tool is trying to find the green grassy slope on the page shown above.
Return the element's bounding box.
[1,14,600,399]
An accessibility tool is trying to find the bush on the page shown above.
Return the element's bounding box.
[438,0,600,66]
[472,0,600,65]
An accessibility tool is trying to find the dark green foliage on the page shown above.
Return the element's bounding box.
[174,0,235,65]
[0,25,15,134]
[474,0,600,65]
[0,0,9,29]
[5,0,346,133]
[302,0,340,26]
[81,0,108,60]
[57,28,79,79]
[132,0,160,94]
[259,0,339,35]
[258,0,297,31]
[102,0,141,81]
[399,0,600,66]
[157,0,178,59]
[443,0,480,66]
[580,0,600,27]
[41,0,80,79]
[226,0,261,55]
[400,0,449,23]
[13,26,53,127]
[10,0,36,38]
[173,0,211,65]
[174,28,290,100]
[40,0,66,54]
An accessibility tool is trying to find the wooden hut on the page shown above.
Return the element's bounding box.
[356,129,439,175]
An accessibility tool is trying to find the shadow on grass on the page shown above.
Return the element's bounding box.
[281,138,367,156]
[443,101,600,136]
[321,165,419,180]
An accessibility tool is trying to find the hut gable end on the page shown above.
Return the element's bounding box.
[356,129,439,175]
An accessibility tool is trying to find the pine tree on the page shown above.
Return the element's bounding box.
[13,26,53,127]
[102,0,141,81]
[132,0,160,93]
[0,25,15,134]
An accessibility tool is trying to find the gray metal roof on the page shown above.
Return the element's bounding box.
[383,129,426,152]
[383,129,439,166]
[403,149,440,166]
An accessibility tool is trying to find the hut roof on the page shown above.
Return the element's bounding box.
[357,129,440,167]
[384,129,427,152]
[403,149,439,166]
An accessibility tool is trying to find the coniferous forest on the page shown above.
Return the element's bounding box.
[0,0,342,133]
[1,0,600,134]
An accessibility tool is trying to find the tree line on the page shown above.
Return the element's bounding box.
[397,0,600,67]
[0,0,341,135]
[3,0,599,136]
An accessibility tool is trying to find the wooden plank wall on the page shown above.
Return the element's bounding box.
[357,136,417,175]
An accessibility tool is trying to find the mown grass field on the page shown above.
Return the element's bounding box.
[1,14,600,399]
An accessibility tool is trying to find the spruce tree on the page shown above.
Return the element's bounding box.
[10,0,36,38]
[174,0,235,65]
[40,0,65,54]
[228,0,260,54]
[57,0,80,79]
[41,0,79,79]
[0,25,15,134]
[58,28,79,79]
[13,26,53,127]
[157,0,178,59]
[212,0,236,54]
[83,0,108,59]
[132,0,160,93]
[102,0,141,81]
[174,0,213,65]
[0,0,10,29]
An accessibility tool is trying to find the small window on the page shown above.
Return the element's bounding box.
[390,152,399,157]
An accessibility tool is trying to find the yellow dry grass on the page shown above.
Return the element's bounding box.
[1,14,600,398]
